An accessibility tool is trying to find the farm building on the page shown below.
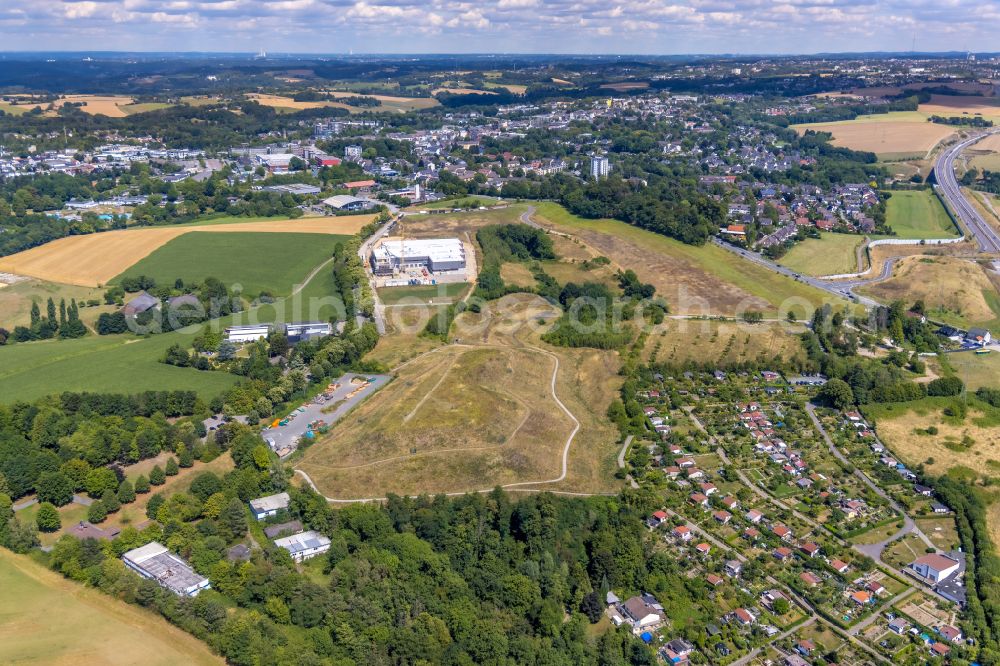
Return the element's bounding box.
[966,327,993,346]
[370,237,466,275]
[122,542,210,597]
[273,530,332,562]
[123,291,160,316]
[248,492,291,520]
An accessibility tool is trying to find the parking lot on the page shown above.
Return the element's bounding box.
[262,373,390,457]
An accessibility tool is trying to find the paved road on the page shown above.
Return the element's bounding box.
[12,498,37,512]
[730,618,817,666]
[934,131,1000,253]
[848,586,916,637]
[711,239,880,307]
[358,213,400,335]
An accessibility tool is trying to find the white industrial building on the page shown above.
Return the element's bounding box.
[273,530,332,562]
[911,553,961,583]
[370,237,466,275]
[322,194,372,211]
[226,322,333,344]
[225,324,271,343]
[122,542,210,597]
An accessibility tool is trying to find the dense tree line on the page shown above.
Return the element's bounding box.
[929,115,993,127]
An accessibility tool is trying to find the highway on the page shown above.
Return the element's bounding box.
[933,131,1000,253]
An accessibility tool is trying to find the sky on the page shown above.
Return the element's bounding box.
[0,0,998,55]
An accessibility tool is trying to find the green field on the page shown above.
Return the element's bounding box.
[378,282,470,304]
[0,549,222,665]
[0,328,238,401]
[533,202,854,315]
[882,190,959,239]
[0,260,353,402]
[942,350,1000,391]
[0,278,112,328]
[113,231,348,297]
[121,102,174,114]
[779,232,865,276]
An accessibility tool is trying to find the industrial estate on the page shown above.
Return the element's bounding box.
[1,47,1000,666]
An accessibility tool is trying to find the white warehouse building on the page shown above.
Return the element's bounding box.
[370,237,466,275]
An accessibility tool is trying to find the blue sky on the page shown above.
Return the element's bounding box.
[0,0,996,54]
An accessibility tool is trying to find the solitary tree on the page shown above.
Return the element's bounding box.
[35,502,60,532]
[117,479,136,504]
[819,378,855,410]
[101,488,120,514]
[165,457,179,476]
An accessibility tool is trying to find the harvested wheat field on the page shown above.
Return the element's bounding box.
[0,215,373,286]
[325,91,440,111]
[973,133,1000,152]
[1,95,138,117]
[792,120,954,156]
[432,87,497,96]
[921,94,1000,123]
[247,93,349,111]
[860,256,1000,325]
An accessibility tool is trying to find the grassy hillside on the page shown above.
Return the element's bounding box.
[112,231,349,297]
[0,549,222,665]
[532,202,852,316]
[779,232,865,276]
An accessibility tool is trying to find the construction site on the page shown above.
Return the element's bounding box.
[368,235,474,287]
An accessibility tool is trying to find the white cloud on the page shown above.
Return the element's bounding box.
[0,0,991,52]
